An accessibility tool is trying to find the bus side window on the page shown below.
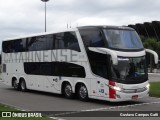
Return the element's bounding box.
[63,32,81,52]
[79,29,105,48]
[14,39,26,52]
[58,62,86,78]
[2,41,14,53]
[46,34,55,50]
[55,32,80,52]
[24,63,40,75]
[27,36,46,51]
[40,63,54,76]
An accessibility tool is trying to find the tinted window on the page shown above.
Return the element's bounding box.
[27,36,46,51]
[55,32,80,52]
[46,34,55,50]
[2,39,26,53]
[58,62,86,77]
[40,63,54,75]
[24,63,40,75]
[79,29,105,47]
[24,62,85,78]
[87,51,109,79]
[3,32,80,53]
[26,35,54,51]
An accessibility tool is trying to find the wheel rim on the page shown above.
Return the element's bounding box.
[79,85,87,99]
[21,81,25,90]
[13,80,18,89]
[65,84,72,97]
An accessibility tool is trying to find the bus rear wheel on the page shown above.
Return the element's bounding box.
[78,84,88,101]
[20,80,27,92]
[64,83,74,99]
[13,79,19,90]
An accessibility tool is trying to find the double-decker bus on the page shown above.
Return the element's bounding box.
[1,26,158,102]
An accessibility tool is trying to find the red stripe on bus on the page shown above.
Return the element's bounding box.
[109,81,116,99]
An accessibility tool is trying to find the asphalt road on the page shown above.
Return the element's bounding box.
[149,73,160,82]
[0,74,160,120]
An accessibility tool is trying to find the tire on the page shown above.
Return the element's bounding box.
[64,83,74,99]
[13,79,19,90]
[78,84,88,101]
[20,80,27,92]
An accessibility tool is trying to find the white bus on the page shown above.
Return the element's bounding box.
[1,26,159,102]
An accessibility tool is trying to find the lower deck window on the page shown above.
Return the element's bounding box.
[24,62,86,78]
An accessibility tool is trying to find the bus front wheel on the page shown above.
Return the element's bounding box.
[78,84,88,101]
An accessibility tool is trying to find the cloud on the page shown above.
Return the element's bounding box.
[0,0,160,48]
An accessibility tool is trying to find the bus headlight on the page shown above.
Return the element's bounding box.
[113,86,122,91]
[109,85,122,91]
[146,84,150,89]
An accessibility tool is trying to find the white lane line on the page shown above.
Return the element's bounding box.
[148,73,160,75]
[82,101,160,111]
[49,117,66,120]
[53,101,160,117]
[149,96,160,100]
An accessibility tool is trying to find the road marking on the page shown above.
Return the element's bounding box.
[148,73,160,75]
[53,101,160,117]
[49,117,66,120]
[149,96,160,100]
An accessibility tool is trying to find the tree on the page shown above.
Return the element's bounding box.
[140,36,160,72]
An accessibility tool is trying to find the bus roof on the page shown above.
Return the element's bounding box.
[78,25,134,30]
[2,25,134,42]
[2,27,77,42]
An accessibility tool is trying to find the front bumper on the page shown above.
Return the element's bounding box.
[109,88,149,102]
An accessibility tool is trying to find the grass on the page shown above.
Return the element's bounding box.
[0,104,18,112]
[149,82,160,97]
[0,104,52,120]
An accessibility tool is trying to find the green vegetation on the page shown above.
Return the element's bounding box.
[149,82,160,97]
[0,104,18,111]
[0,104,52,120]
[141,36,160,72]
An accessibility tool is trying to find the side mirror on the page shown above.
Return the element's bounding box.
[88,47,118,65]
[145,49,159,64]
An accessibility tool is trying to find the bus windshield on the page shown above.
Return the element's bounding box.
[103,29,143,50]
[111,56,147,84]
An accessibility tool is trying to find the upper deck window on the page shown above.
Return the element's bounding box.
[79,29,105,48]
[103,29,143,50]
[2,32,80,53]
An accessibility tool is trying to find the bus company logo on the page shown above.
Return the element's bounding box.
[1,112,42,118]
[2,112,11,117]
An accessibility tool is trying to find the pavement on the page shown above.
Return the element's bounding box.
[0,74,160,120]
[149,73,160,82]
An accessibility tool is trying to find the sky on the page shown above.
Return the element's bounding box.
[0,0,160,47]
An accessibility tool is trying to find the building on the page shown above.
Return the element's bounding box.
[128,21,160,41]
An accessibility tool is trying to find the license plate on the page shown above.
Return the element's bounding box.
[132,95,138,99]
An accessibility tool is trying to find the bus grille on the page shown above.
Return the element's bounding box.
[122,87,147,93]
